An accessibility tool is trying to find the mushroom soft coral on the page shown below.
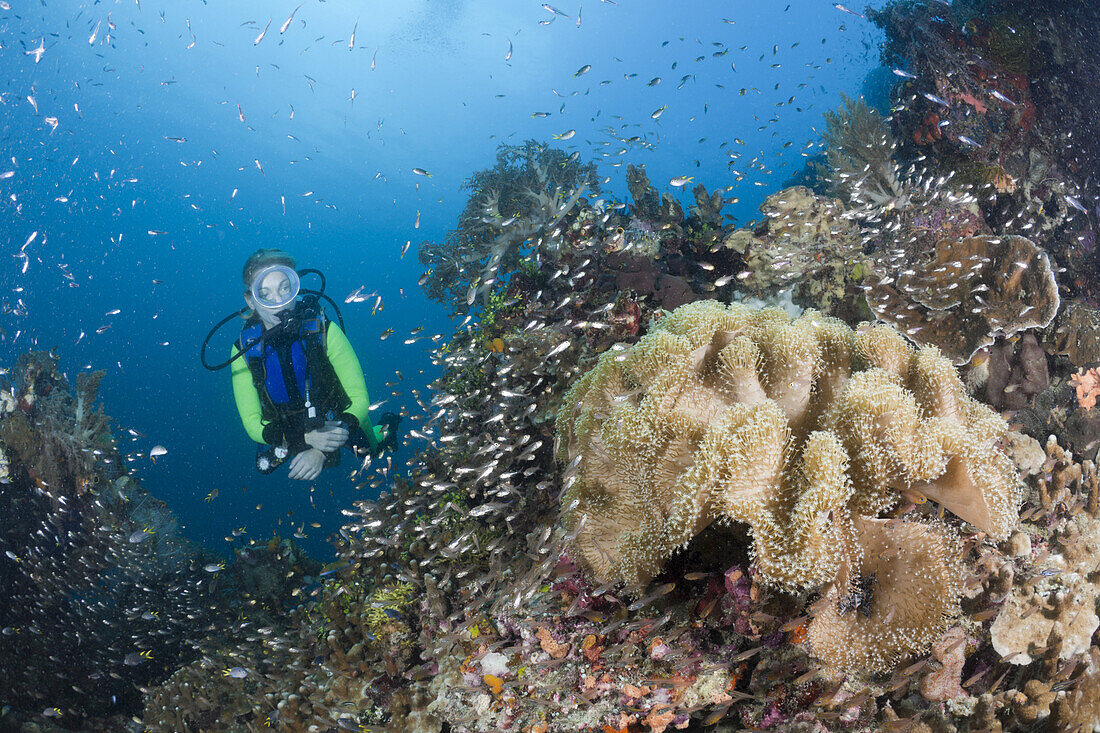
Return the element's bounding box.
[807,517,964,673]
[558,300,1020,598]
[743,429,858,590]
[825,358,1020,540]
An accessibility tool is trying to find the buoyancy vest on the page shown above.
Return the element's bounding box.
[238,301,351,430]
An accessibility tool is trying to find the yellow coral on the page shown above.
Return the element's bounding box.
[558,301,1021,670]
[364,582,415,630]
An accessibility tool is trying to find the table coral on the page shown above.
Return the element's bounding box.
[557,301,1021,670]
[866,234,1060,364]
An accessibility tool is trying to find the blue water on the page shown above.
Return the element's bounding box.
[0,0,882,560]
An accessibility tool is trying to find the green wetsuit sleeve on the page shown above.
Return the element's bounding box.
[230,344,268,444]
[326,322,383,448]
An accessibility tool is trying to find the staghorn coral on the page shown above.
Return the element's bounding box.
[866,234,1060,364]
[557,301,1021,669]
[822,94,906,210]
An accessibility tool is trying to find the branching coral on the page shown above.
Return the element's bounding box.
[418,140,598,312]
[557,301,1021,670]
[1071,368,1100,411]
[866,234,1061,364]
[822,94,906,210]
[991,514,1100,665]
[1052,647,1100,732]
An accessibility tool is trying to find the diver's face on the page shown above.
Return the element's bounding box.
[248,271,294,327]
[256,271,294,309]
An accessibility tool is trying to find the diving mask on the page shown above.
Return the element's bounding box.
[250,265,301,309]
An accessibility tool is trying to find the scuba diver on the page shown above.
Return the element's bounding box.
[201,249,400,480]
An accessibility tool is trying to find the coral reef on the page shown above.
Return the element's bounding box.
[868,0,1100,307]
[125,131,1100,732]
[991,513,1100,665]
[36,2,1100,719]
[717,186,872,322]
[807,517,965,671]
[1052,647,1100,731]
[1047,301,1100,367]
[625,164,690,236]
[0,353,222,728]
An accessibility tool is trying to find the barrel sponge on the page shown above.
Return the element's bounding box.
[556,300,1020,590]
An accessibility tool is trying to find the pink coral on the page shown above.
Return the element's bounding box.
[1071,368,1100,411]
[953,90,988,113]
[920,626,970,701]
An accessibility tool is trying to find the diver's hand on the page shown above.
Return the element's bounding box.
[287,448,326,481]
[304,421,349,453]
[377,412,401,453]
